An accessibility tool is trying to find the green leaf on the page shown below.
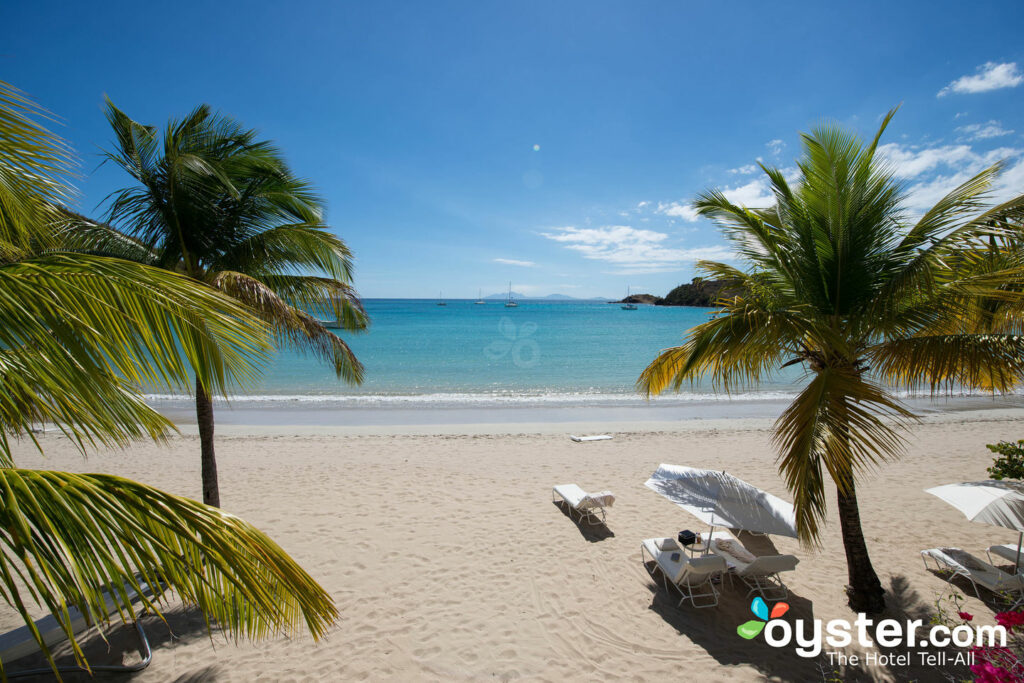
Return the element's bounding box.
[737,620,766,639]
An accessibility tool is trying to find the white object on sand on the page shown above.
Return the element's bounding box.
[569,434,612,442]
[552,484,615,524]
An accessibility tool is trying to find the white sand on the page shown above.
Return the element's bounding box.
[5,409,1024,681]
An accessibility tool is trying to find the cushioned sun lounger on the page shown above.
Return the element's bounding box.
[0,581,155,677]
[922,547,1024,606]
[709,535,799,600]
[552,484,615,524]
[987,544,1024,570]
[641,537,727,608]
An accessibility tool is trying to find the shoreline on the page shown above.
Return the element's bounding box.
[149,397,1024,437]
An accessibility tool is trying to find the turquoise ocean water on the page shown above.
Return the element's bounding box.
[153,298,803,408]
[148,298,1024,424]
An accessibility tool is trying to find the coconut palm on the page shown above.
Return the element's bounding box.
[0,82,338,676]
[76,100,367,507]
[638,110,1024,613]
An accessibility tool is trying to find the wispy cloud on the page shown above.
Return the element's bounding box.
[766,139,786,156]
[728,163,758,175]
[656,201,700,221]
[493,258,536,267]
[956,120,1014,141]
[541,225,732,273]
[938,61,1023,97]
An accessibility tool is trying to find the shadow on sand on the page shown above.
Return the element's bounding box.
[5,606,220,681]
[641,561,976,682]
[552,500,615,542]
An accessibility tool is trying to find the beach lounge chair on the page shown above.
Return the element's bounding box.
[641,537,727,608]
[987,544,1024,570]
[922,547,1024,606]
[0,582,154,677]
[552,484,614,524]
[709,535,799,600]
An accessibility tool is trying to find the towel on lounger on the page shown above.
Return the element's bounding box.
[713,539,758,564]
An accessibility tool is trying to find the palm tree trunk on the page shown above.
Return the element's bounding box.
[836,475,885,613]
[195,378,220,507]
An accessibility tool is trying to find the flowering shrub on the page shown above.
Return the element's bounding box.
[958,610,1024,682]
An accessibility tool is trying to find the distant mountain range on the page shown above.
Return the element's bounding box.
[481,292,606,300]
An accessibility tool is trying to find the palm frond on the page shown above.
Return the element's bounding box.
[211,271,364,382]
[0,469,338,676]
[772,368,915,544]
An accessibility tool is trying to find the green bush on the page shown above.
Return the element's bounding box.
[987,440,1024,481]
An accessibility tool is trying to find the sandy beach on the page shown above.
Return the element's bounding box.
[3,406,1023,681]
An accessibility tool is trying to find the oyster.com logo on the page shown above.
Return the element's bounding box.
[484,317,540,367]
[737,597,789,640]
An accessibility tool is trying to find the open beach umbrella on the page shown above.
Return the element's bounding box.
[926,480,1024,571]
[644,464,799,538]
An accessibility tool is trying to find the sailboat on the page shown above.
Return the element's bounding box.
[474,289,486,305]
[504,281,518,307]
[621,285,638,310]
[437,290,447,306]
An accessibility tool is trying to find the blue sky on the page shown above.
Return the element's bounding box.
[3,1,1023,298]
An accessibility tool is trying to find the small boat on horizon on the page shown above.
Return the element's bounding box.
[437,290,447,306]
[504,281,518,307]
[474,289,486,305]
[621,285,638,310]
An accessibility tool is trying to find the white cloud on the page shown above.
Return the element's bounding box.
[898,151,1024,214]
[636,200,650,209]
[541,225,733,273]
[956,120,1014,141]
[938,61,1023,96]
[876,143,978,178]
[766,139,786,156]
[493,258,536,267]
[728,163,758,175]
[723,178,775,207]
[656,201,700,222]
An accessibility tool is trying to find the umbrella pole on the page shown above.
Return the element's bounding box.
[1016,531,1022,574]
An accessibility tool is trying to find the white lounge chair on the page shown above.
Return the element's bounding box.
[987,544,1024,570]
[641,537,727,608]
[709,535,799,600]
[922,547,1024,606]
[0,582,154,677]
[552,484,615,524]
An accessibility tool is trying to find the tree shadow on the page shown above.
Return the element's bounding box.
[552,500,615,542]
[5,605,221,681]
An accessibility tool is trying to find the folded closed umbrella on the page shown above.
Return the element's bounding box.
[926,480,1024,571]
[644,464,798,538]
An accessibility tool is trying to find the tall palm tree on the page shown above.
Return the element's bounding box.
[638,110,1024,613]
[77,100,367,507]
[0,82,338,677]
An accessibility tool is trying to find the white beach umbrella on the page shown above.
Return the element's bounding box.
[926,480,1024,571]
[644,464,799,538]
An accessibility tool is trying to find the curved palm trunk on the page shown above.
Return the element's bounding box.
[836,476,885,613]
[195,378,220,507]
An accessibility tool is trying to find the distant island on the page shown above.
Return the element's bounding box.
[614,278,737,307]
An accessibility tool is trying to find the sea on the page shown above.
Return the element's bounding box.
[147,298,1023,426]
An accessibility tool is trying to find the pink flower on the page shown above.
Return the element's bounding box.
[995,611,1024,629]
[961,611,976,622]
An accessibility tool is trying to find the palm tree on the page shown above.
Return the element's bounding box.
[638,110,1024,613]
[77,100,367,507]
[0,82,338,676]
